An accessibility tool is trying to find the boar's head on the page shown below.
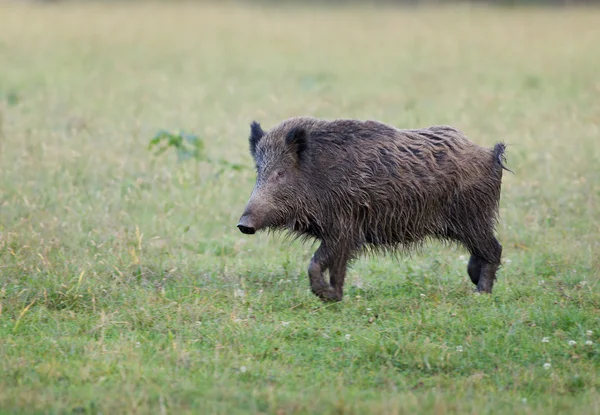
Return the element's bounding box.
[237,121,310,235]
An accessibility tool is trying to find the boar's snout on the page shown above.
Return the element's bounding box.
[237,214,257,235]
[238,185,274,235]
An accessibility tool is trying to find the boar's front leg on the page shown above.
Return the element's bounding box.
[307,243,349,302]
[308,243,336,301]
[327,253,350,301]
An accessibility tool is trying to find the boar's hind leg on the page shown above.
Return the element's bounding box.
[468,236,502,294]
[467,255,485,285]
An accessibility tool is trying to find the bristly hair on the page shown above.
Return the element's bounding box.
[249,121,264,158]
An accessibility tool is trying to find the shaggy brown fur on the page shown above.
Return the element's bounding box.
[237,117,511,302]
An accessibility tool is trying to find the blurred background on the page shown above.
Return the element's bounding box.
[1,0,598,311]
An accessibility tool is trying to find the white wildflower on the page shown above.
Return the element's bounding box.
[135,342,141,348]
[420,293,426,298]
[345,334,351,340]
[586,330,592,337]
[542,337,549,343]
[568,340,577,346]
[585,340,593,346]
[240,366,247,373]
[281,321,290,326]
[456,346,463,352]
[543,363,551,370]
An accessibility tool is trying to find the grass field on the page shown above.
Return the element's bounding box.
[1,1,599,414]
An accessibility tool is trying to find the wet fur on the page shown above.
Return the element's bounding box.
[241,117,510,301]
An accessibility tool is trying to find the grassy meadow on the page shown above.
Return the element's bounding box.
[1,2,599,414]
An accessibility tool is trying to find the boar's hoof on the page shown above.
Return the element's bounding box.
[310,283,342,302]
[311,284,342,302]
[476,262,498,294]
[476,282,494,294]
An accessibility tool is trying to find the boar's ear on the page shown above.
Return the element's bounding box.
[249,121,264,158]
[285,127,308,163]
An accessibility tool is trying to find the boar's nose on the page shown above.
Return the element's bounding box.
[237,223,256,235]
[237,215,256,234]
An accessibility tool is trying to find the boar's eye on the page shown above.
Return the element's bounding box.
[274,169,285,180]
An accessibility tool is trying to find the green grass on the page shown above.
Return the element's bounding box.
[1,2,599,414]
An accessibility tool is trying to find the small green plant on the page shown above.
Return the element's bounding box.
[148,130,204,162]
[148,129,245,172]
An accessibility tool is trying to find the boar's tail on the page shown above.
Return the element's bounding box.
[493,142,514,174]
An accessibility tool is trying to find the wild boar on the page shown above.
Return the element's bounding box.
[237,117,511,302]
